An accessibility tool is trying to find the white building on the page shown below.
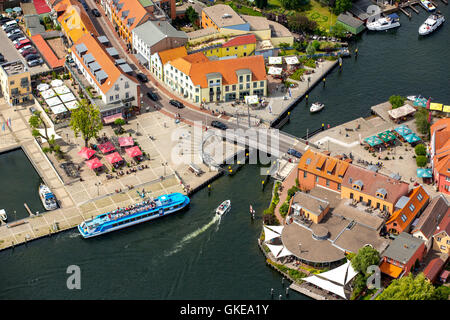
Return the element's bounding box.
[150,46,187,82]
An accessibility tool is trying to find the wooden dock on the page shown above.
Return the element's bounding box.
[409,4,420,13]
[24,203,34,216]
[441,0,448,5]
[399,7,412,18]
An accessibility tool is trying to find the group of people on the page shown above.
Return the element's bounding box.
[106,199,158,221]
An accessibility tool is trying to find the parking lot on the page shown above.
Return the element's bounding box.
[0,20,49,74]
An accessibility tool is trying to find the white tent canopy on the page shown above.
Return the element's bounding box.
[277,246,293,258]
[45,96,62,107]
[41,88,55,99]
[50,104,68,115]
[37,127,62,140]
[64,100,79,110]
[317,260,358,286]
[285,56,299,65]
[388,104,416,119]
[264,225,281,242]
[266,243,283,257]
[267,225,284,234]
[37,83,50,92]
[268,67,282,75]
[53,85,71,95]
[303,275,347,299]
[51,79,64,87]
[59,92,76,103]
[268,56,282,65]
[245,95,258,105]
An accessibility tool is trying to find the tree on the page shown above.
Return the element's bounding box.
[288,13,317,33]
[415,108,430,136]
[185,6,199,26]
[333,0,352,15]
[414,144,426,156]
[377,273,437,300]
[306,42,316,56]
[255,0,268,9]
[114,118,126,134]
[389,95,406,109]
[29,111,60,154]
[69,99,103,147]
[416,155,427,167]
[280,0,310,10]
[351,246,380,275]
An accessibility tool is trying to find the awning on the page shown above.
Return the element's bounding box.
[37,128,62,140]
[53,85,71,95]
[103,113,123,124]
[266,243,283,257]
[268,56,282,65]
[379,261,403,279]
[277,246,293,258]
[105,152,123,164]
[37,83,50,92]
[404,133,421,144]
[394,125,412,137]
[263,225,281,242]
[413,97,428,107]
[245,95,258,104]
[85,157,103,169]
[51,79,64,87]
[50,104,68,115]
[443,105,450,113]
[78,147,96,160]
[45,96,62,107]
[65,101,79,110]
[364,135,383,147]
[316,260,358,286]
[429,103,443,111]
[417,168,432,178]
[125,146,142,158]
[303,275,347,299]
[118,136,134,147]
[284,56,299,65]
[98,141,116,154]
[59,92,76,103]
[268,66,282,75]
[377,130,396,143]
[387,104,416,119]
[41,88,56,99]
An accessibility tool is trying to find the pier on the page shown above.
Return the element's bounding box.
[24,203,34,217]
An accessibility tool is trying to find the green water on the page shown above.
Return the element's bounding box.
[0,7,449,299]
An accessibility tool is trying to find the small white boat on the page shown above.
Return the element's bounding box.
[407,95,423,101]
[310,102,325,113]
[419,0,436,12]
[367,14,400,31]
[0,209,7,222]
[419,14,445,36]
[39,184,58,211]
[216,200,231,216]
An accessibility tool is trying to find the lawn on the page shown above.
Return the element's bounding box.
[225,1,264,16]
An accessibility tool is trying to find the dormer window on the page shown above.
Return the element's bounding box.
[352,180,363,191]
[376,188,387,199]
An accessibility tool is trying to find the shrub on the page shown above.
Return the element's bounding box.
[389,95,406,109]
[416,155,427,167]
[287,186,299,198]
[279,202,290,217]
[415,144,427,156]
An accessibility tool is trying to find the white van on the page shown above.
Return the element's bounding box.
[2,20,18,30]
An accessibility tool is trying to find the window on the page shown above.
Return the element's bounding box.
[417,193,423,201]
[303,171,307,178]
[115,84,119,91]
[239,76,243,83]
[110,95,114,102]
[409,203,415,212]
[337,183,341,191]
[124,81,129,89]
[246,75,250,82]
[10,80,14,85]
[232,85,236,91]
[253,82,257,88]
[239,84,243,90]
[315,176,319,183]
[260,81,264,87]
[216,79,220,83]
[225,86,229,92]
[235,47,237,50]
[125,92,129,98]
[326,180,330,187]
[401,214,407,222]
[246,83,250,89]
[115,94,119,100]
[441,245,446,250]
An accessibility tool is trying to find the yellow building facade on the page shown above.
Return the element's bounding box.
[202,34,256,58]
[0,61,32,106]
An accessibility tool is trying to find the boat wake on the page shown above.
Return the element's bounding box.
[164,214,220,257]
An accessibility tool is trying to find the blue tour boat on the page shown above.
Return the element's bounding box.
[78,193,190,238]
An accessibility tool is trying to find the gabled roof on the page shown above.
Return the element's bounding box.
[157,46,188,66]
[382,232,424,264]
[111,0,149,32]
[412,195,449,239]
[133,20,187,48]
[298,149,349,184]
[434,209,450,237]
[424,257,447,282]
[33,0,51,15]
[31,34,65,69]
[71,33,137,94]
[57,0,99,43]
[222,34,256,48]
[169,52,209,76]
[342,164,409,204]
[291,191,329,216]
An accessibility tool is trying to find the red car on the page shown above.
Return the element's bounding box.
[15,39,30,49]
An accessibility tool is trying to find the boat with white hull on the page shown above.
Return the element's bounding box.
[216,200,231,216]
[0,209,7,222]
[419,0,436,12]
[419,14,445,36]
[310,102,325,113]
[39,184,58,211]
[78,193,190,238]
[367,14,400,31]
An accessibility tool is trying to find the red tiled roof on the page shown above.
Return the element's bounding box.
[31,34,65,69]
[222,34,256,48]
[424,257,447,282]
[434,209,450,237]
[33,0,52,15]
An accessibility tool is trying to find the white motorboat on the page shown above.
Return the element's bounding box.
[216,200,231,216]
[367,14,400,31]
[407,95,423,101]
[310,102,325,113]
[419,14,445,36]
[39,184,58,211]
[0,209,7,222]
[419,0,436,12]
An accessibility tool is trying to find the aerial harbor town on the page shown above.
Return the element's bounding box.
[0,0,448,303]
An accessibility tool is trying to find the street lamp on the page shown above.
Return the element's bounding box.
[162,161,168,176]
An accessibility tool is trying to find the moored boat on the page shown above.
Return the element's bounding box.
[216,200,231,216]
[366,14,400,31]
[407,95,423,101]
[419,0,436,12]
[78,193,190,238]
[39,184,58,211]
[0,209,7,222]
[418,14,445,36]
[310,102,325,113]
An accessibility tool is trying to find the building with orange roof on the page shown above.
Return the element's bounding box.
[31,34,65,70]
[432,209,450,255]
[424,256,448,284]
[150,46,187,81]
[201,34,257,59]
[164,54,267,103]
[341,164,409,214]
[71,34,140,122]
[385,185,430,235]
[297,149,349,193]
[430,118,450,194]
[55,0,99,45]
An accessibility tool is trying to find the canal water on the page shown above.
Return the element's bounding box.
[0,6,448,299]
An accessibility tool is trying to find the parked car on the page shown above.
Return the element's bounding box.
[0,18,12,26]
[15,39,31,49]
[19,45,32,54]
[4,25,19,33]
[6,29,21,37]
[91,8,101,17]
[136,72,148,82]
[2,20,17,30]
[287,148,302,158]
[13,37,27,45]
[169,99,184,109]
[22,49,38,57]
[8,33,23,41]
[27,59,43,67]
[146,91,158,101]
[29,106,37,114]
[25,54,40,61]
[211,120,227,130]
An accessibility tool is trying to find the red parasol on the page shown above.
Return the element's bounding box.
[85,157,103,169]
[125,146,142,158]
[98,141,116,154]
[105,152,123,164]
[118,136,134,147]
[78,147,96,159]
